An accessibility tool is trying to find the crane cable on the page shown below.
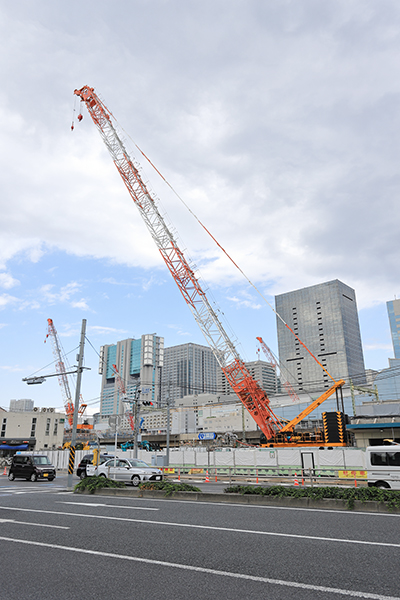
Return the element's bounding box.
[104,107,337,384]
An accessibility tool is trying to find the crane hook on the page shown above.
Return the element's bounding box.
[77,114,83,122]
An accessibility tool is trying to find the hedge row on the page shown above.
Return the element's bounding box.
[224,484,400,510]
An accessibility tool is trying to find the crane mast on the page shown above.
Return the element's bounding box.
[74,85,284,440]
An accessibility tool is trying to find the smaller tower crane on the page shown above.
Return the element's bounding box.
[112,364,135,432]
[45,318,87,428]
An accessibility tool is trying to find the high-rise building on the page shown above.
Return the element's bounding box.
[275,280,366,393]
[387,299,400,359]
[217,360,279,396]
[9,399,34,412]
[99,334,164,418]
[161,343,218,405]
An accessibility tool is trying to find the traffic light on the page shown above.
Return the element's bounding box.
[92,448,99,465]
[142,401,153,406]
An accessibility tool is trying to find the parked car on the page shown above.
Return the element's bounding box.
[8,454,56,482]
[77,453,114,479]
[86,457,163,487]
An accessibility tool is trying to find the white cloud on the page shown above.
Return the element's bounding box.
[0,294,19,309]
[0,272,19,289]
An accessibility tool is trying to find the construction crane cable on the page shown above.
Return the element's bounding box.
[113,116,336,384]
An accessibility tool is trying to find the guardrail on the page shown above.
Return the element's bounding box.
[161,466,368,487]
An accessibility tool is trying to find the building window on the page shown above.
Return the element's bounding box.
[1,418,6,438]
[53,419,58,436]
[45,418,51,436]
[31,417,37,437]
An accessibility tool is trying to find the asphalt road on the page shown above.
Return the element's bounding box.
[0,474,399,600]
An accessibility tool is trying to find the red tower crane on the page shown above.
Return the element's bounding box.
[73,86,345,446]
[46,318,87,428]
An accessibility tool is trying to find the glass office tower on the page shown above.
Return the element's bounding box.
[275,280,366,393]
[99,334,164,416]
[387,299,400,359]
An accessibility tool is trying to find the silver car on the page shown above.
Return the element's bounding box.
[96,458,163,487]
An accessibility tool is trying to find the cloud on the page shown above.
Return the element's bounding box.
[167,324,191,337]
[71,299,90,310]
[88,325,128,336]
[39,282,83,305]
[1,1,400,311]
[227,295,262,310]
[0,294,19,309]
[0,272,20,289]
[364,343,393,352]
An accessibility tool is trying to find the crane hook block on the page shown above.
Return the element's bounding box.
[77,114,83,122]
[71,123,74,131]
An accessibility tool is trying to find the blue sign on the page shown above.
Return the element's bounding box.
[198,432,216,440]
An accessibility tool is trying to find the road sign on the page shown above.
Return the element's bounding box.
[108,415,122,429]
[198,432,216,440]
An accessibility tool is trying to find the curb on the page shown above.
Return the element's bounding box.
[74,488,400,513]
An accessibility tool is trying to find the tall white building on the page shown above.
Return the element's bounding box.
[9,399,34,412]
[161,343,218,405]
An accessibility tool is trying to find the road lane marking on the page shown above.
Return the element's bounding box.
[0,518,68,529]
[58,502,159,511]
[0,505,399,548]
[0,535,397,600]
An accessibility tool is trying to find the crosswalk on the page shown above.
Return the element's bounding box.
[0,484,65,496]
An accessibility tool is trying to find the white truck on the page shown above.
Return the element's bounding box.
[366,445,400,489]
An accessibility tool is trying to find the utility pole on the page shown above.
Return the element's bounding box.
[166,386,170,467]
[67,319,87,489]
[133,383,141,459]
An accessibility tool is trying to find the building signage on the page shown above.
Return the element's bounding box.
[198,432,216,440]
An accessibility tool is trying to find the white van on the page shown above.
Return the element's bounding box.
[366,445,400,489]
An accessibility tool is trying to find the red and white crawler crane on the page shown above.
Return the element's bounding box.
[73,85,345,446]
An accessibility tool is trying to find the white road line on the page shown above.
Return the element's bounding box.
[58,502,159,511]
[0,519,68,529]
[0,505,399,548]
[0,535,397,600]
[99,495,400,518]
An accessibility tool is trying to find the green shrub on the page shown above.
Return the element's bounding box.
[74,475,126,494]
[223,484,400,510]
[140,480,201,496]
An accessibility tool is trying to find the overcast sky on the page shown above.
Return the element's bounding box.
[1,0,399,412]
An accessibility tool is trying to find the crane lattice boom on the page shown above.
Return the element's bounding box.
[46,318,75,427]
[74,85,285,440]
